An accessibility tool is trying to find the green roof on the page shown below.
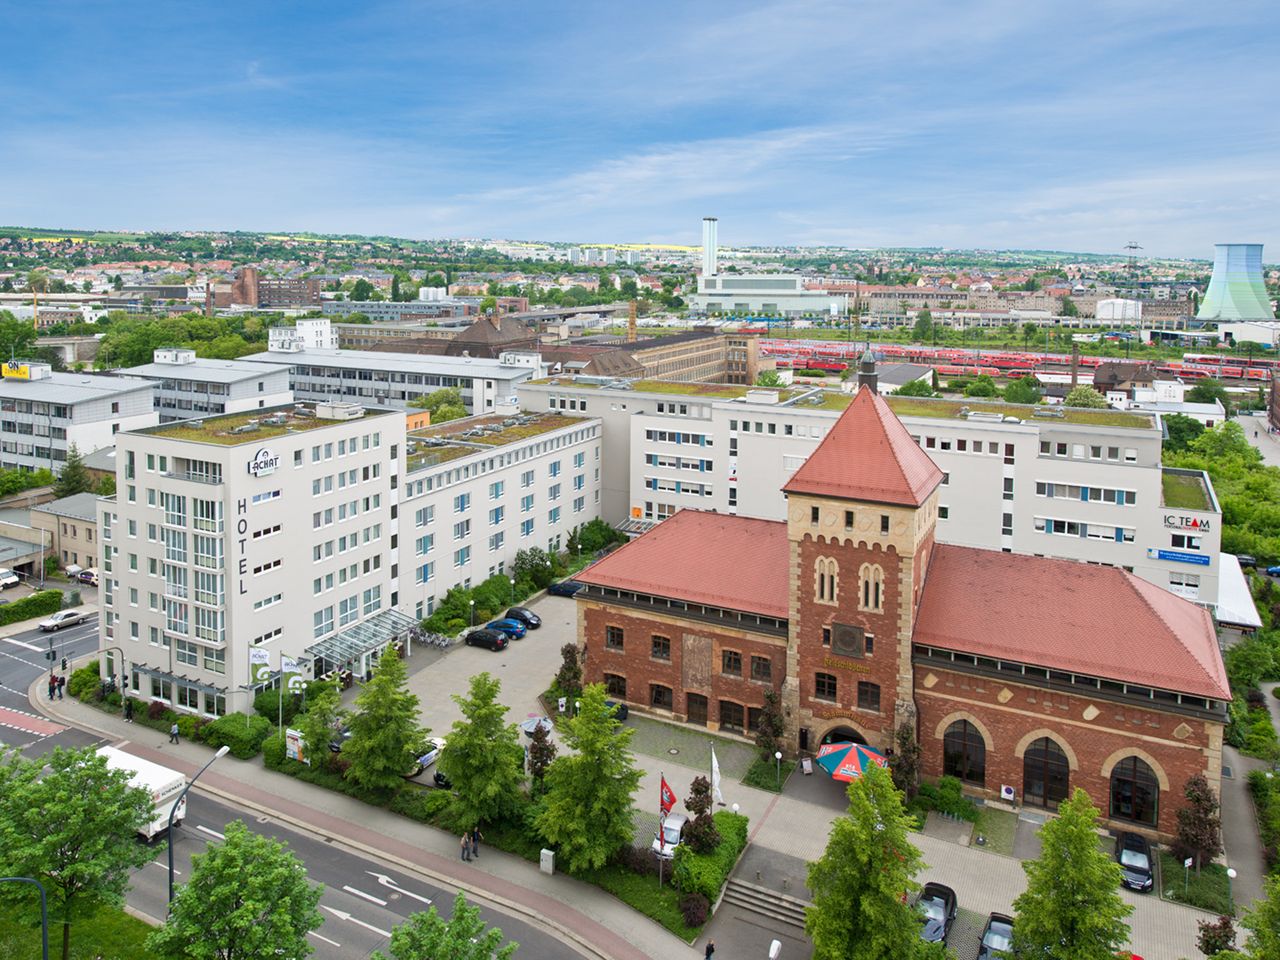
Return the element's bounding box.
[146,406,372,445]
[406,412,588,473]
[1162,469,1212,511]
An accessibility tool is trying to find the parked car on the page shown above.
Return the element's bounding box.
[486,618,527,640]
[605,699,630,722]
[433,769,452,789]
[651,812,688,860]
[0,568,19,589]
[77,568,99,586]
[1237,555,1257,568]
[916,882,957,943]
[464,628,509,652]
[547,579,585,597]
[39,610,88,631]
[1266,565,1280,577]
[1115,832,1154,892]
[504,606,541,629]
[977,913,1014,959]
[328,725,353,754]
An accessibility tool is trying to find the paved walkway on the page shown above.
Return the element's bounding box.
[1243,411,1280,467]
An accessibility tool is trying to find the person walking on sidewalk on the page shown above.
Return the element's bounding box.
[56,675,65,699]
[47,674,56,701]
[169,721,180,744]
[460,833,471,862]
[704,940,715,959]
[124,699,134,723]
[470,826,483,859]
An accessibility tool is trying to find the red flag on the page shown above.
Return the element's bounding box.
[660,775,676,815]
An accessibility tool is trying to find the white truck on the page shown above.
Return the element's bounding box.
[97,746,188,840]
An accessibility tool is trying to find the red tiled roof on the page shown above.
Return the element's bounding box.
[574,510,790,619]
[914,545,1230,699]
[783,385,944,506]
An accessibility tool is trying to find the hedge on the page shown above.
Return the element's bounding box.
[671,811,749,901]
[0,589,65,626]
[201,713,273,759]
[1249,769,1280,873]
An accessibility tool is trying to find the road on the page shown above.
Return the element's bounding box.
[131,792,572,960]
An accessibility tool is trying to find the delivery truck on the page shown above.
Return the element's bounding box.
[97,746,188,840]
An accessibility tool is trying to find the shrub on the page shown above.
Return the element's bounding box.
[254,688,302,725]
[1249,769,1280,875]
[671,811,749,901]
[175,715,201,740]
[616,844,659,877]
[67,660,100,699]
[678,892,709,927]
[1247,688,1267,710]
[147,700,174,722]
[0,589,64,626]
[262,731,286,769]
[66,589,81,608]
[390,788,453,825]
[916,776,979,822]
[202,712,273,759]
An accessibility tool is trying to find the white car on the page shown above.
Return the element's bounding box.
[0,568,19,588]
[417,737,447,769]
[651,813,688,860]
[39,610,88,631]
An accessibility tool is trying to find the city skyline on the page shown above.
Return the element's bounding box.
[3,0,1277,258]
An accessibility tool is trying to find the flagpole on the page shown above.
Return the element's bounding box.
[658,769,664,889]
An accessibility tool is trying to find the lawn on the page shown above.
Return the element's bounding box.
[1162,470,1211,510]
[0,903,156,960]
[972,806,1018,857]
[742,756,797,793]
[579,863,701,942]
[1158,850,1234,915]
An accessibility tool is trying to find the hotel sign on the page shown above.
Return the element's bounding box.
[247,448,280,478]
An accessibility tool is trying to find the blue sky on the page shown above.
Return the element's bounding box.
[2,1,1277,257]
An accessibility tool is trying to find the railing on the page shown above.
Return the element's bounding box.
[163,470,223,486]
[163,582,189,600]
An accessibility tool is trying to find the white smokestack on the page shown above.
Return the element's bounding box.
[701,217,718,277]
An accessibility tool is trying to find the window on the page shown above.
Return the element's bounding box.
[814,673,837,702]
[362,585,382,615]
[521,493,534,512]
[176,638,199,666]
[844,510,854,530]
[253,593,282,611]
[651,635,671,660]
[814,556,838,604]
[454,546,471,567]
[203,646,226,674]
[719,700,744,732]
[453,519,471,540]
[722,650,742,676]
[604,674,626,698]
[415,505,434,527]
[1110,756,1159,827]
[520,518,534,537]
[880,514,889,535]
[488,532,504,551]
[549,461,561,477]
[1003,477,1014,501]
[606,626,624,650]
[416,561,434,584]
[857,681,881,712]
[339,595,359,626]
[859,563,884,612]
[1171,534,1201,551]
[489,480,504,499]
[1023,737,1070,808]
[454,493,470,513]
[548,507,561,525]
[939,506,950,519]
[650,684,673,710]
[490,506,504,526]
[822,626,831,647]
[750,656,772,682]
[943,720,986,786]
[521,469,535,488]
[810,505,820,524]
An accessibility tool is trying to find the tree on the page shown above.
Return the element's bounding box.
[97,473,116,496]
[1061,296,1079,318]
[408,386,467,424]
[1241,873,1280,959]
[892,378,935,398]
[1188,378,1232,414]
[527,717,556,790]
[1064,385,1109,409]
[805,764,927,960]
[296,679,345,772]
[1003,376,1042,405]
[148,820,323,960]
[912,309,934,342]
[1022,321,1039,348]
[391,274,402,301]
[889,724,921,799]
[535,683,642,872]
[1164,413,1206,453]
[0,747,155,960]
[683,775,721,853]
[754,689,785,762]
[479,296,498,313]
[439,672,526,828]
[0,311,39,359]
[553,642,583,700]
[343,647,428,795]
[54,443,93,498]
[372,891,517,960]
[963,374,998,398]
[756,370,784,387]
[1197,914,1237,957]
[513,547,555,589]
[1174,773,1224,872]
[350,278,376,301]
[1011,788,1132,960]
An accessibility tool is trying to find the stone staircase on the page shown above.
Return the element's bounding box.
[720,878,809,930]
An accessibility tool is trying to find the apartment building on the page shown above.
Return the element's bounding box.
[0,362,156,472]
[517,368,1224,609]
[31,493,101,570]
[98,402,406,717]
[399,411,602,618]
[121,349,293,422]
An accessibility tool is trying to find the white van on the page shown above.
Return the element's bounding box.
[97,746,188,840]
[0,568,20,588]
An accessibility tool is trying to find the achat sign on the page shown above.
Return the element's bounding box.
[247,447,280,478]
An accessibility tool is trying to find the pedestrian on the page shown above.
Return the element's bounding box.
[460,833,471,862]
[705,939,715,959]
[48,674,56,701]
[124,699,134,723]
[56,675,65,699]
[169,721,180,744]
[470,826,483,859]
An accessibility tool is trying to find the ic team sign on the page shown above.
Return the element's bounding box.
[247,447,280,478]
[1163,514,1211,532]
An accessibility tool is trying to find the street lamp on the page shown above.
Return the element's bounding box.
[510,577,516,604]
[731,803,740,815]
[168,745,230,906]
[1227,867,1238,907]
[469,599,475,627]
[774,750,783,788]
[0,877,48,960]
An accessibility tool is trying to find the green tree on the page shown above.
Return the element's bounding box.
[756,370,784,387]
[439,672,526,828]
[963,374,998,398]
[1012,789,1132,960]
[297,679,345,771]
[513,547,555,589]
[1174,773,1224,872]
[426,272,447,288]
[1022,321,1039,349]
[479,295,498,313]
[527,717,556,790]
[408,386,467,424]
[1064,385,1109,408]
[553,642,582,699]
[535,683,641,872]
[372,891,517,960]
[1241,873,1280,958]
[682,775,721,853]
[350,278,376,301]
[97,473,116,496]
[0,747,155,960]
[0,311,39,359]
[892,378,936,398]
[1187,378,1232,414]
[1061,296,1079,318]
[148,820,323,960]
[912,309,934,342]
[805,764,926,960]
[1197,914,1236,957]
[391,274,402,301]
[1164,413,1206,453]
[343,647,427,795]
[1003,376,1042,405]
[54,443,93,498]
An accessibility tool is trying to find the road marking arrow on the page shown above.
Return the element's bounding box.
[321,905,391,938]
[364,871,432,905]
[307,930,341,948]
[196,824,225,840]
[342,884,388,906]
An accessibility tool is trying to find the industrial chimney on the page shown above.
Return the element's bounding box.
[1197,244,1273,321]
[701,217,719,277]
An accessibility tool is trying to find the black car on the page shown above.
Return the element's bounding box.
[605,699,629,722]
[464,628,509,651]
[1115,832,1154,892]
[977,912,1014,959]
[547,579,585,597]
[505,606,542,629]
[916,882,957,943]
[433,769,451,790]
[328,725,353,753]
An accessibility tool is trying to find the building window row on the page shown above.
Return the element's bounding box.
[1035,481,1136,505]
[1034,517,1135,543]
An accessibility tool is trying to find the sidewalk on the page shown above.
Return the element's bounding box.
[33,681,699,960]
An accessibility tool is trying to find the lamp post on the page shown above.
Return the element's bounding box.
[168,745,230,906]
[510,577,516,604]
[774,750,783,789]
[1227,867,1237,907]
[0,877,48,960]
[469,599,475,627]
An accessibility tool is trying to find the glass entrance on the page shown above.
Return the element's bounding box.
[1023,737,1070,808]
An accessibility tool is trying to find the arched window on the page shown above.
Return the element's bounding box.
[943,720,986,786]
[859,563,884,612]
[1110,756,1159,827]
[814,557,838,604]
[1023,737,1070,808]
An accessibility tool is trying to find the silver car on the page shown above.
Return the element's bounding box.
[651,813,688,860]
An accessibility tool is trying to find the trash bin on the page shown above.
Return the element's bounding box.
[540,848,555,875]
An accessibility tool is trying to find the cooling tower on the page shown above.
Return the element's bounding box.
[701,217,718,277]
[1197,243,1273,321]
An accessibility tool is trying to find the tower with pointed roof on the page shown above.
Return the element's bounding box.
[781,383,944,754]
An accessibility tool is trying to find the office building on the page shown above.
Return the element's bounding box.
[321,300,475,322]
[98,402,406,717]
[573,386,1228,840]
[0,362,156,472]
[32,492,101,570]
[211,267,322,309]
[121,349,293,423]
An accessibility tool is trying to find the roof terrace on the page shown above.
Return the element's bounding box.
[406,411,588,472]
[143,403,376,445]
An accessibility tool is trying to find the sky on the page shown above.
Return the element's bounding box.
[2,1,1277,257]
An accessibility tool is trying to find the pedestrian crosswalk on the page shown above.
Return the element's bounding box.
[0,704,66,739]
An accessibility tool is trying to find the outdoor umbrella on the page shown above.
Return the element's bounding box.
[814,741,888,782]
[519,716,553,737]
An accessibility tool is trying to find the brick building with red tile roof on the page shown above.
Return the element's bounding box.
[575,382,1228,838]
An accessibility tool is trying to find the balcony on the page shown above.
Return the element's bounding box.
[163,582,189,600]
[163,470,223,486]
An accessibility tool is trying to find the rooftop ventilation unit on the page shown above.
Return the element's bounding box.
[314,401,364,421]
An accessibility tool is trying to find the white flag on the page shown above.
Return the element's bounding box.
[711,747,724,805]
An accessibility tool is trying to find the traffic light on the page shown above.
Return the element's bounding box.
[61,657,67,671]
[45,649,56,662]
